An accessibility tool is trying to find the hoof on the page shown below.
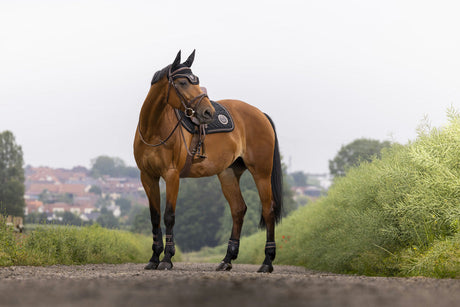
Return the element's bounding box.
[257,264,273,273]
[144,262,159,270]
[157,261,173,270]
[216,261,232,271]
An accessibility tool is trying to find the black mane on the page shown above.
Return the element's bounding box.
[151,64,171,85]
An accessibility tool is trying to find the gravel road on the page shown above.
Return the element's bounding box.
[1,263,459,307]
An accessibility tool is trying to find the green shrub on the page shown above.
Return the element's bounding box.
[230,109,460,277]
[400,232,460,278]
[0,221,181,266]
[0,216,18,266]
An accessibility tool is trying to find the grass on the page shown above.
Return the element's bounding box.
[182,245,226,263]
[190,109,460,278]
[0,220,182,266]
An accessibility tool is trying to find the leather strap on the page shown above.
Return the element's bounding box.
[179,124,207,178]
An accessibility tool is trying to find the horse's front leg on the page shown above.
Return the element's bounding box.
[157,170,180,270]
[141,173,163,270]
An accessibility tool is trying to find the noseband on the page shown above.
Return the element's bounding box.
[166,66,208,119]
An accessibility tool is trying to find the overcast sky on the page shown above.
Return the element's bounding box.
[1,0,459,174]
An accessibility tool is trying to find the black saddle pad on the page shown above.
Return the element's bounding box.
[176,101,234,134]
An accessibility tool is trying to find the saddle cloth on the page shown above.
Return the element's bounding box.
[176,100,234,134]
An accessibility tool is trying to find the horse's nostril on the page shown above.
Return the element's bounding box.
[204,109,213,119]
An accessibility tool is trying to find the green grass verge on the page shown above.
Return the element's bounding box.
[0,221,182,266]
[188,109,460,278]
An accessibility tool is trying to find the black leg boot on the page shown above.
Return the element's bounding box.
[257,241,276,273]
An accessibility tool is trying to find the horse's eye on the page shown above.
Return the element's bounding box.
[179,80,187,87]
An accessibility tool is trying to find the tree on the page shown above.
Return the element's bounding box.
[89,185,102,196]
[38,189,53,204]
[25,212,48,224]
[61,211,83,226]
[329,138,392,177]
[291,171,308,187]
[90,156,122,177]
[115,197,132,216]
[131,207,151,234]
[95,196,111,208]
[96,207,119,228]
[0,131,25,217]
[90,156,139,178]
[174,177,227,251]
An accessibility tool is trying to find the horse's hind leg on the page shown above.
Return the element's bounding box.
[141,173,164,270]
[216,167,247,271]
[251,172,276,273]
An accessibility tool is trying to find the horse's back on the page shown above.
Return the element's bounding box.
[215,99,276,168]
[217,99,275,141]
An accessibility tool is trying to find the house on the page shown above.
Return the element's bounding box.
[42,202,96,215]
[26,183,61,199]
[292,186,323,198]
[24,165,148,217]
[43,202,71,214]
[80,211,101,222]
[25,199,44,215]
[59,184,88,197]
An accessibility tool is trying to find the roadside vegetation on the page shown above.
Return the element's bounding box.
[4,110,460,277]
[194,109,460,278]
[0,219,181,266]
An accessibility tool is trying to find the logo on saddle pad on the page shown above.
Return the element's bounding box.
[218,114,229,125]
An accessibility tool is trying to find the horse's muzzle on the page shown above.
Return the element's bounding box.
[196,105,215,125]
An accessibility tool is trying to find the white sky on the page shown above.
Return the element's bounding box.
[1,0,459,174]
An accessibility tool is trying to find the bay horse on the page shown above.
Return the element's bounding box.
[134,50,283,273]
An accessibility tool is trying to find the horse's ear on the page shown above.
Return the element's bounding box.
[172,50,181,69]
[183,49,195,67]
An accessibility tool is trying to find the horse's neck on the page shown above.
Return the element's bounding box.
[139,85,174,138]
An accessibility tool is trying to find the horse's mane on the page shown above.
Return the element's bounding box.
[151,64,171,85]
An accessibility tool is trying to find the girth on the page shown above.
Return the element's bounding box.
[179,124,207,178]
[177,101,234,178]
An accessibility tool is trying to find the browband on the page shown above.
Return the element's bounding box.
[169,67,200,85]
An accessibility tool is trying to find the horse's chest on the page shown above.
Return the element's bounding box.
[142,149,180,173]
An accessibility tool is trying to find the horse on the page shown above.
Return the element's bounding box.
[133,50,283,273]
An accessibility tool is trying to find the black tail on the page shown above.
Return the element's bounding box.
[259,114,283,228]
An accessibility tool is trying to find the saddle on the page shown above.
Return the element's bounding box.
[175,100,234,177]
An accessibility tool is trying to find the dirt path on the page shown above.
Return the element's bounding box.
[1,263,459,307]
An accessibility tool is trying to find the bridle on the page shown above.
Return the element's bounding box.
[137,66,209,148]
[166,66,208,119]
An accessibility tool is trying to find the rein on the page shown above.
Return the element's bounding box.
[137,117,183,148]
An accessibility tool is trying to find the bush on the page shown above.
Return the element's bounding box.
[22,224,147,265]
[0,216,18,266]
[233,109,460,277]
[0,220,181,266]
[397,233,460,278]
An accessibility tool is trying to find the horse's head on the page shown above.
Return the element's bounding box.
[163,50,215,125]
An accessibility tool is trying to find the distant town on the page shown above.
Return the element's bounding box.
[24,164,331,224]
[24,165,147,223]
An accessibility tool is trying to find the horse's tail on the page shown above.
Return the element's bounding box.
[260,114,283,228]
